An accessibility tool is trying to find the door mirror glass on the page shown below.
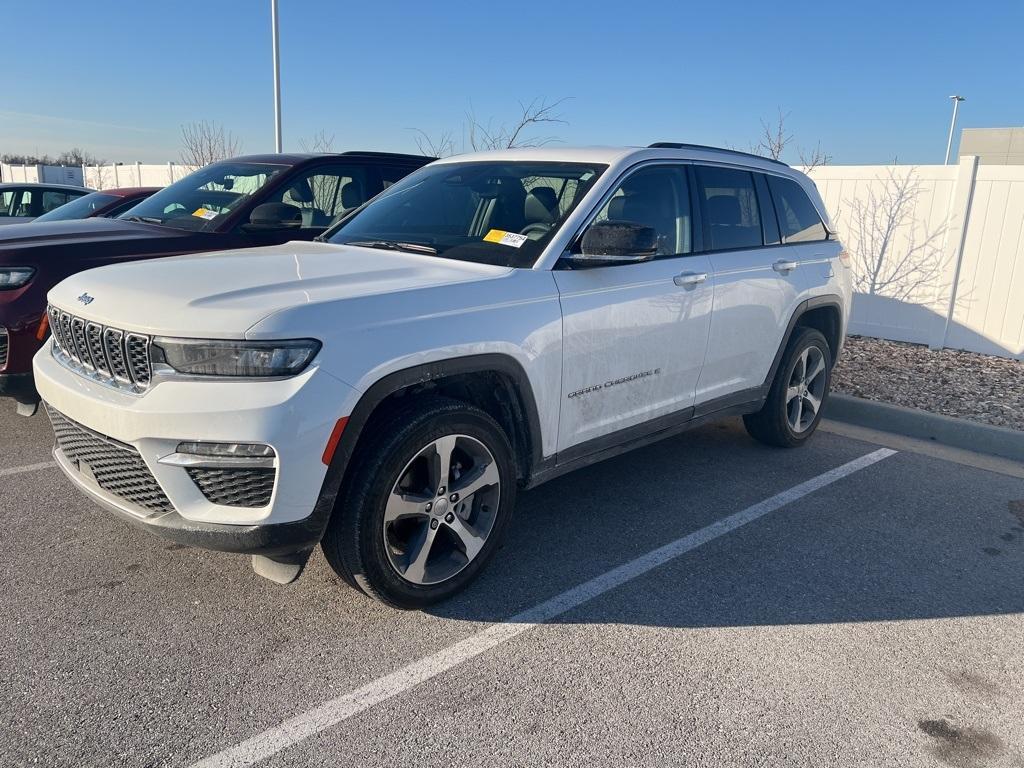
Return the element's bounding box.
[242,202,303,232]
[568,221,658,266]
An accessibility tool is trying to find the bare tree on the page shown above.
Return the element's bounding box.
[179,121,242,168]
[467,97,569,151]
[845,167,949,302]
[747,109,831,171]
[411,128,456,158]
[299,130,336,153]
[798,141,832,173]
[752,108,793,161]
[410,97,570,157]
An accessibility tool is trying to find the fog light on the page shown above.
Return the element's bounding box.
[176,442,275,459]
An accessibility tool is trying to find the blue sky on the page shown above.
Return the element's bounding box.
[2,0,1022,165]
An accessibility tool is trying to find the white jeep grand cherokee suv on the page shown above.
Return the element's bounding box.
[35,144,851,608]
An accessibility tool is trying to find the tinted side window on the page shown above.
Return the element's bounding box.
[592,165,692,257]
[696,166,762,251]
[0,189,16,217]
[42,191,70,213]
[767,176,827,243]
[17,189,35,217]
[271,165,373,228]
[381,164,421,189]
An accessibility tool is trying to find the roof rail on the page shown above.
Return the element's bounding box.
[339,151,437,161]
[648,142,789,167]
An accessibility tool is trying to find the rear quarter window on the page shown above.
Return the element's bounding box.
[767,176,827,243]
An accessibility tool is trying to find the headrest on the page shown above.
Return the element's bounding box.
[524,187,559,224]
[289,179,314,204]
[706,195,741,226]
[341,180,364,209]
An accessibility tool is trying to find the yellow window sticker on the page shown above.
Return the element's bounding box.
[192,208,218,220]
[483,229,528,248]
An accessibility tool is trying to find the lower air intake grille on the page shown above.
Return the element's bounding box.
[0,328,8,368]
[186,467,275,508]
[46,406,175,514]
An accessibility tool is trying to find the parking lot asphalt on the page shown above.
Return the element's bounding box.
[1,403,1022,768]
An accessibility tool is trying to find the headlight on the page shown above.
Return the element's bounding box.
[150,338,321,378]
[0,267,35,289]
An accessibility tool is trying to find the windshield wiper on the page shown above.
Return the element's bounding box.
[122,215,165,225]
[346,239,438,255]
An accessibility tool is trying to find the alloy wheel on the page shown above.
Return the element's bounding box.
[382,434,501,585]
[786,345,827,434]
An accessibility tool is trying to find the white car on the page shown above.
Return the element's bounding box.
[35,144,851,608]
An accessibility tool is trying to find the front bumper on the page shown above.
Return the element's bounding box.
[34,342,360,553]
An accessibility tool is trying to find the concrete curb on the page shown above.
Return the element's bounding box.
[825,393,1024,463]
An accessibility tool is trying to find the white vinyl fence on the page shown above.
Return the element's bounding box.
[0,161,193,189]
[807,157,1024,360]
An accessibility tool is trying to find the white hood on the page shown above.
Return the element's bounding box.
[48,241,510,338]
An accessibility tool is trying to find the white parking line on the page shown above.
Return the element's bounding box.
[0,460,54,478]
[190,447,897,768]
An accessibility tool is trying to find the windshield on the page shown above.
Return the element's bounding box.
[118,162,286,231]
[328,161,606,267]
[35,191,119,222]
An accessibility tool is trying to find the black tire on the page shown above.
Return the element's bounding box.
[321,396,517,609]
[743,327,832,448]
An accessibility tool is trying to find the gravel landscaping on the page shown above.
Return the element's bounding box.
[832,336,1024,431]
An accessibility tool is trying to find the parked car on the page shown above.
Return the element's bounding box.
[35,144,851,608]
[0,182,93,225]
[0,152,432,413]
[33,187,160,223]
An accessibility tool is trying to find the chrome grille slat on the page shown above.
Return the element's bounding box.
[47,304,152,392]
[86,323,109,376]
[59,312,78,363]
[48,306,64,353]
[0,327,8,369]
[125,334,151,385]
[46,406,174,514]
[103,328,131,383]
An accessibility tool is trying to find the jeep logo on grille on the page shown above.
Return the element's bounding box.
[77,293,95,306]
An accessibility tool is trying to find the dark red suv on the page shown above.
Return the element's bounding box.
[0,151,432,413]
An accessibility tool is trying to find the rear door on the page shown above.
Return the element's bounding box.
[554,163,714,454]
[765,174,836,304]
[693,165,807,406]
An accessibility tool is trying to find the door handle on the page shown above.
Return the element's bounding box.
[773,259,799,273]
[674,271,708,287]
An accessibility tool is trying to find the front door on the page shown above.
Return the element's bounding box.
[554,164,713,455]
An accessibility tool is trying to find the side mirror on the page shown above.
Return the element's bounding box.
[241,202,302,233]
[567,220,658,267]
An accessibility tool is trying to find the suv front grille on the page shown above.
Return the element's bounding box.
[48,305,152,391]
[0,327,8,369]
[187,467,276,508]
[46,406,174,515]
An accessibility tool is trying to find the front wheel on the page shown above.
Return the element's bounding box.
[322,397,516,609]
[744,327,832,448]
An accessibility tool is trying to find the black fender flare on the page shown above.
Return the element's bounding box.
[762,294,844,390]
[306,353,544,542]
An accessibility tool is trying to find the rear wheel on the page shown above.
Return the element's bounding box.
[744,327,832,448]
[322,397,516,609]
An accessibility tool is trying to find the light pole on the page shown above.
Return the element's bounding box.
[271,0,282,153]
[944,95,965,165]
